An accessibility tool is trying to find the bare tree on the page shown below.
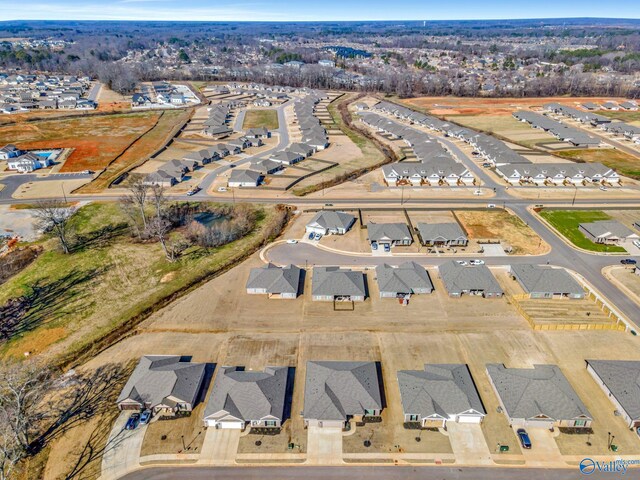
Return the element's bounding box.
[119,179,150,239]
[126,179,150,230]
[149,184,167,220]
[33,200,75,254]
[0,362,53,480]
[0,420,21,480]
[145,216,175,261]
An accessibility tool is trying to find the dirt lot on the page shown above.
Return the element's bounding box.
[607,266,640,305]
[0,111,162,173]
[455,209,550,255]
[402,96,632,117]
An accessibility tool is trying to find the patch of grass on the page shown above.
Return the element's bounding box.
[0,202,287,364]
[593,110,640,123]
[242,109,279,130]
[554,149,640,180]
[539,210,626,252]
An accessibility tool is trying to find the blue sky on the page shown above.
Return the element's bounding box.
[2,0,640,22]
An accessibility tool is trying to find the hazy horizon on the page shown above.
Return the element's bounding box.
[1,0,639,22]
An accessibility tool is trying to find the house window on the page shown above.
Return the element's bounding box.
[574,419,587,427]
[265,421,277,427]
[364,409,376,416]
[408,414,419,422]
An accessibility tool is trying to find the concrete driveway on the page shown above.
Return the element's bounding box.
[306,426,343,465]
[513,427,563,466]
[197,428,241,465]
[446,422,493,465]
[100,411,148,480]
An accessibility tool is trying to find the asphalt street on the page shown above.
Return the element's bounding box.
[0,172,94,199]
[195,101,290,193]
[118,465,604,480]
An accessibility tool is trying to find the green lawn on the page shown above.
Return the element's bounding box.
[555,149,640,180]
[0,202,285,365]
[593,110,640,123]
[242,109,279,130]
[538,210,627,252]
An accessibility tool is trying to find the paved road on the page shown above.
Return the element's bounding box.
[87,82,102,102]
[0,172,94,199]
[119,465,598,480]
[196,102,290,194]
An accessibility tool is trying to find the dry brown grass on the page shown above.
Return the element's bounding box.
[455,210,549,255]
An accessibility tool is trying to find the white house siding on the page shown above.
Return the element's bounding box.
[587,364,636,428]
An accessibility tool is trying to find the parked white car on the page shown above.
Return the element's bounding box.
[286,239,298,244]
[469,259,485,266]
[456,260,468,266]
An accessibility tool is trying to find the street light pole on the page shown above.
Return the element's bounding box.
[572,185,578,206]
[61,182,67,203]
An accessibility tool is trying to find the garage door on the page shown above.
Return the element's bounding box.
[457,415,482,424]
[205,420,244,429]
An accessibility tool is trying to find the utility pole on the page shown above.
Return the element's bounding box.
[572,185,578,206]
[61,182,67,203]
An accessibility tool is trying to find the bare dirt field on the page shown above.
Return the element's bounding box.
[454,209,550,255]
[0,111,162,173]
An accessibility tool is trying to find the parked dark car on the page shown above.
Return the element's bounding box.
[125,413,140,430]
[308,232,315,240]
[621,259,637,265]
[517,428,532,449]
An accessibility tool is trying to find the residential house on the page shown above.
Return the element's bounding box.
[305,211,355,236]
[438,261,503,298]
[303,361,383,428]
[579,220,639,245]
[375,262,433,299]
[117,355,206,415]
[311,267,366,302]
[202,366,289,430]
[228,169,263,188]
[270,150,304,166]
[398,364,486,428]
[252,158,283,175]
[246,263,302,299]
[586,360,640,429]
[366,223,413,247]
[486,364,592,429]
[0,144,23,160]
[246,127,270,139]
[510,264,585,299]
[7,152,51,173]
[143,170,178,187]
[416,222,468,247]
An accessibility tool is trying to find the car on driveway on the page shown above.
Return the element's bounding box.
[469,259,485,266]
[634,240,640,249]
[314,233,322,241]
[383,244,391,253]
[517,429,532,449]
[140,410,151,425]
[308,232,315,240]
[456,260,468,266]
[621,259,637,265]
[371,242,378,251]
[125,413,140,430]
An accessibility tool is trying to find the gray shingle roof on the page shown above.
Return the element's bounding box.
[398,364,485,419]
[579,220,637,240]
[246,263,301,295]
[303,361,383,421]
[307,211,355,232]
[586,360,640,421]
[229,169,262,184]
[439,261,503,296]
[511,264,584,296]
[416,222,467,243]
[486,364,591,422]
[312,267,366,297]
[117,355,206,408]
[375,262,433,295]
[203,366,288,423]
[367,223,412,243]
